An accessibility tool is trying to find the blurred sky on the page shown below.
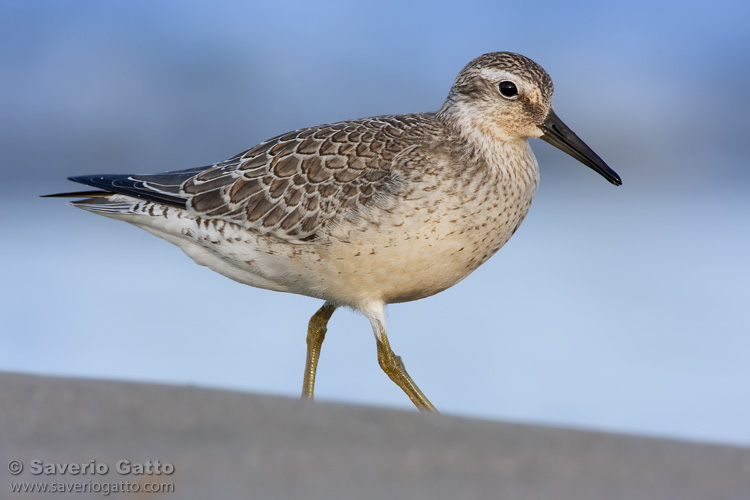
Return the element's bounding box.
[2,1,749,446]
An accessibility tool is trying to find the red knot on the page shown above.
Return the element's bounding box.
[46,52,621,413]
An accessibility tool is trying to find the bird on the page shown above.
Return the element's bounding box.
[45,52,621,413]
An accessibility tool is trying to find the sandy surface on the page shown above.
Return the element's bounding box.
[2,372,749,499]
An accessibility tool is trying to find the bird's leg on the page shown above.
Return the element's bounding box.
[302,302,337,399]
[374,323,439,414]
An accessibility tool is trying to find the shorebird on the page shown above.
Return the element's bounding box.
[47,52,621,413]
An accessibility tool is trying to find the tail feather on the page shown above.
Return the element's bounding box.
[41,190,113,198]
[44,166,213,214]
[68,196,138,214]
[67,174,189,207]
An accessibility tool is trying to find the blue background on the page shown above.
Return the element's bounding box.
[2,0,748,446]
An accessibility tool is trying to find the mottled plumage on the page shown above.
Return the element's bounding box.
[49,52,620,412]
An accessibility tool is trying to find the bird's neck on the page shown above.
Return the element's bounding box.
[436,99,538,181]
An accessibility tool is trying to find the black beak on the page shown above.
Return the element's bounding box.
[539,110,622,186]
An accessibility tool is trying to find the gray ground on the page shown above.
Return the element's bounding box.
[2,372,748,499]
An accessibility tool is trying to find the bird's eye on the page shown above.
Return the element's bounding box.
[499,81,518,98]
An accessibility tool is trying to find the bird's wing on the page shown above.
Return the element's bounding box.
[68,114,434,242]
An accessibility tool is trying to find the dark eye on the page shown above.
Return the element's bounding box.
[499,81,518,98]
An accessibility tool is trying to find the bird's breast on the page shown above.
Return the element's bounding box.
[315,144,540,306]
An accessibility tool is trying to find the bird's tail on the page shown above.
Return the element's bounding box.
[41,190,112,199]
[42,190,142,215]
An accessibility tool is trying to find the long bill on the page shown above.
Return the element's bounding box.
[539,110,622,186]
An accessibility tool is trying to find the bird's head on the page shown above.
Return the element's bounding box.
[439,52,621,186]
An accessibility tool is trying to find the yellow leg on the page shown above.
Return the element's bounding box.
[301,302,336,399]
[376,329,439,414]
